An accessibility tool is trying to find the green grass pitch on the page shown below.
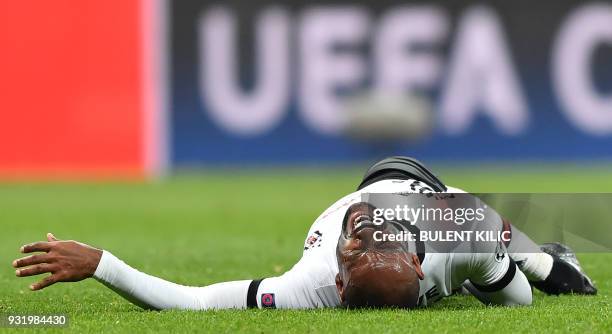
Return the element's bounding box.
[0,165,611,333]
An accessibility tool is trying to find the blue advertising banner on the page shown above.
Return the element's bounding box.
[168,0,612,166]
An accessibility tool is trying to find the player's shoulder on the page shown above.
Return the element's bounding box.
[311,191,361,226]
[302,191,361,255]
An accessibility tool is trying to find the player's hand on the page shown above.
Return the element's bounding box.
[12,233,103,291]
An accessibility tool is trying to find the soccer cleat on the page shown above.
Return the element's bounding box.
[533,242,597,295]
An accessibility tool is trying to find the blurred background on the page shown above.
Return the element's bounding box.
[1,2,611,327]
[1,0,611,178]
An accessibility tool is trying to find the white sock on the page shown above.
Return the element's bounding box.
[506,224,554,281]
[512,252,554,281]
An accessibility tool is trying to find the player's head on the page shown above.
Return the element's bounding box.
[335,202,424,309]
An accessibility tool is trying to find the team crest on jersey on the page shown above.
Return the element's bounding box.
[304,230,323,250]
[261,293,276,308]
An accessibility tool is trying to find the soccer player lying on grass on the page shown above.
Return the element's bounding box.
[12,157,596,309]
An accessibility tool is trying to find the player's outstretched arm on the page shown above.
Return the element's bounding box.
[12,233,258,310]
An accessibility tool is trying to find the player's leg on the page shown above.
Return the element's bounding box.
[507,223,597,295]
[455,246,532,306]
[463,264,532,306]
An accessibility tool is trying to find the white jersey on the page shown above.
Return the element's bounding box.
[256,179,511,308]
[94,178,528,310]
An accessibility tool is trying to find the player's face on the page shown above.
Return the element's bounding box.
[335,202,424,308]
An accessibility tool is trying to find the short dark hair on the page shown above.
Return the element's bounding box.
[342,262,420,309]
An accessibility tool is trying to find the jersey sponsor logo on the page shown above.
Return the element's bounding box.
[304,230,323,250]
[261,293,276,308]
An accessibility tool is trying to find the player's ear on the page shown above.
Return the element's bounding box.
[335,273,345,302]
[410,253,425,280]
